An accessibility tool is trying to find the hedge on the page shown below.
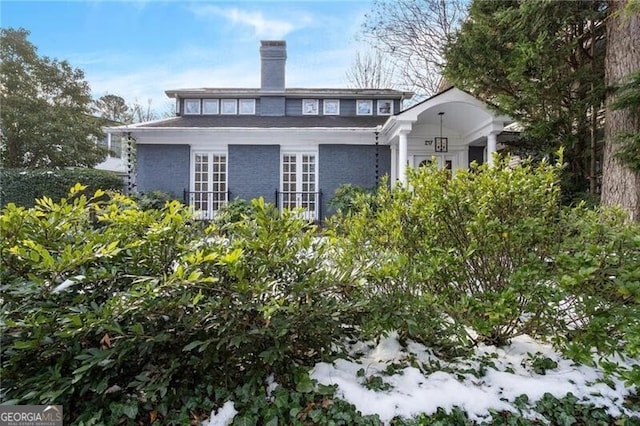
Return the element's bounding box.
[0,168,123,208]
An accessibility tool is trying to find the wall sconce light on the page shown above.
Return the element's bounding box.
[435,112,448,152]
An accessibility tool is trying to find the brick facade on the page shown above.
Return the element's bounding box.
[136,144,190,199]
[228,145,280,204]
[319,144,391,217]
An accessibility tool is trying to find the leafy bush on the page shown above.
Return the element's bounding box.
[212,197,257,226]
[1,189,361,424]
[330,157,567,348]
[330,156,640,384]
[553,206,640,384]
[394,393,637,425]
[0,168,123,208]
[129,190,175,210]
[328,184,372,215]
[219,380,381,425]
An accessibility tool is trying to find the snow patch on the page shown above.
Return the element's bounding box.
[201,401,237,426]
[311,334,638,424]
[52,275,85,293]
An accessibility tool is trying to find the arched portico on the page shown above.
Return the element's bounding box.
[380,87,513,185]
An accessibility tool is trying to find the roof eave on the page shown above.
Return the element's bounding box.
[165,88,414,100]
[105,126,386,133]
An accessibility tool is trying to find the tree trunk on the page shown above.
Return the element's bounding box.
[601,0,640,221]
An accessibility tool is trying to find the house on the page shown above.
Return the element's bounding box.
[106,41,513,221]
[95,131,128,175]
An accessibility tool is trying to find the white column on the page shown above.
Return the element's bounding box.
[398,132,408,185]
[487,132,498,167]
[390,145,397,183]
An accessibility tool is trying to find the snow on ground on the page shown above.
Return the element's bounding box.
[311,333,638,424]
[203,333,639,425]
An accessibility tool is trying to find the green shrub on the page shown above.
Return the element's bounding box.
[224,380,381,425]
[393,393,637,425]
[330,157,567,349]
[0,168,123,208]
[129,190,176,210]
[1,190,360,424]
[328,183,373,215]
[212,197,257,226]
[553,206,640,385]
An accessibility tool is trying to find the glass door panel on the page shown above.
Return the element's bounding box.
[281,153,317,220]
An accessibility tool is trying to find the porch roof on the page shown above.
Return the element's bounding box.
[382,87,513,143]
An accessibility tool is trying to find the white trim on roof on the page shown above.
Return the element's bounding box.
[106,126,386,133]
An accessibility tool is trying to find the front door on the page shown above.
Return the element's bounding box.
[415,155,457,172]
[281,153,318,220]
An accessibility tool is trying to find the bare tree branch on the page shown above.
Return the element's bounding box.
[346,49,397,89]
[362,0,467,96]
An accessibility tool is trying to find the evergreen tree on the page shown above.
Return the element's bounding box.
[444,0,607,199]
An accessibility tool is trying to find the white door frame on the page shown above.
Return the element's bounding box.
[280,151,319,220]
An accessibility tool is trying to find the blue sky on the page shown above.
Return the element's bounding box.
[2,0,375,114]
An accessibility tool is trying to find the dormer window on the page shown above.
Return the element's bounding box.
[302,99,319,115]
[357,100,373,116]
[377,100,393,115]
[185,99,201,115]
[323,100,339,115]
[221,99,237,115]
[203,99,219,115]
[239,99,256,115]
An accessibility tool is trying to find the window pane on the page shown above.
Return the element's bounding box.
[203,99,219,114]
[185,99,201,114]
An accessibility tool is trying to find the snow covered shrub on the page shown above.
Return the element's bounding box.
[331,157,567,348]
[1,189,359,424]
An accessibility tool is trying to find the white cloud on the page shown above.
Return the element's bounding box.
[84,3,374,114]
[87,58,260,115]
[189,5,308,39]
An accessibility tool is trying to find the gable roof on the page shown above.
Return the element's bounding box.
[388,86,513,137]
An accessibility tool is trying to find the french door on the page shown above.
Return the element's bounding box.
[281,153,318,220]
[191,152,227,219]
[415,155,456,172]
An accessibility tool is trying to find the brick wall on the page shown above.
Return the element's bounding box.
[319,144,391,217]
[136,144,190,199]
[228,145,280,203]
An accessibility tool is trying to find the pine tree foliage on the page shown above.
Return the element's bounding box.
[611,70,640,172]
[444,0,607,197]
